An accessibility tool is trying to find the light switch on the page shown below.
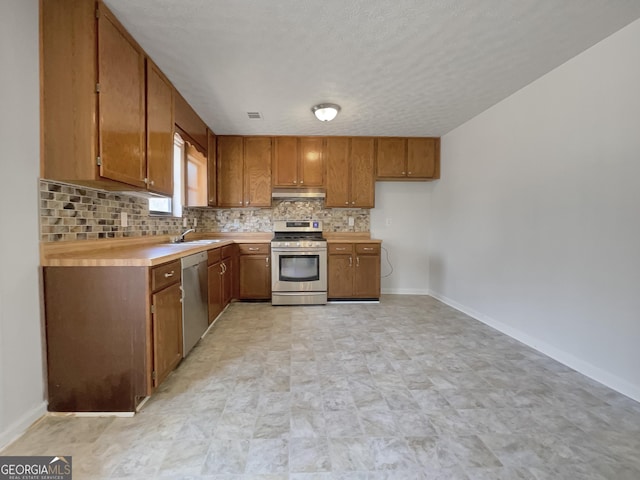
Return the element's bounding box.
[348,216,355,227]
[120,211,128,227]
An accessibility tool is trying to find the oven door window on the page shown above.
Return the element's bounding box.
[279,255,320,282]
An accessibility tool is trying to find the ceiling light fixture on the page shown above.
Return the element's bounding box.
[311,103,341,122]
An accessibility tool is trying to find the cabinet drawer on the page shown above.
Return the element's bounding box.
[151,260,181,291]
[329,243,354,254]
[356,243,380,255]
[238,243,270,255]
[222,245,235,259]
[208,248,221,265]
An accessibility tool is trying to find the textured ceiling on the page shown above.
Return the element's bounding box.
[103,0,640,137]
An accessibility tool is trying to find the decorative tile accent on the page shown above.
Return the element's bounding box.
[39,180,370,241]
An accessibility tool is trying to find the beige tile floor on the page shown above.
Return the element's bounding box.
[2,295,640,479]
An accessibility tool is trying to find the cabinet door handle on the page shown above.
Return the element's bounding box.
[248,247,259,251]
[349,256,352,267]
[356,257,360,267]
[335,247,346,251]
[164,271,174,278]
[363,247,373,251]
[266,256,270,267]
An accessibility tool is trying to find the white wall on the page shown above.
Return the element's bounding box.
[0,0,46,449]
[371,182,433,294]
[430,18,640,400]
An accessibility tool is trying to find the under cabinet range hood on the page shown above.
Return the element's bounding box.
[271,187,326,199]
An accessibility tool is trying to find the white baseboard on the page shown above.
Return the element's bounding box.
[0,401,47,452]
[381,288,430,295]
[429,290,640,403]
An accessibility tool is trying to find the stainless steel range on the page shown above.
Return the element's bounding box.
[271,220,327,305]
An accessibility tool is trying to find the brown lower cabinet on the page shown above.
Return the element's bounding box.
[44,260,183,412]
[208,244,237,322]
[238,243,271,299]
[328,243,381,299]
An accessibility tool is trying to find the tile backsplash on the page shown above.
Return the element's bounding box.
[39,180,370,242]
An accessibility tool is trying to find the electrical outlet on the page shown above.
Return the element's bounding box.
[120,211,128,227]
[193,218,198,227]
[183,217,188,227]
[385,218,392,227]
[233,219,240,227]
[348,216,355,227]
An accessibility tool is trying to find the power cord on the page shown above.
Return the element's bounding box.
[381,245,394,278]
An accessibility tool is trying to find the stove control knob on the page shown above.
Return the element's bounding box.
[296,242,301,247]
[285,242,290,247]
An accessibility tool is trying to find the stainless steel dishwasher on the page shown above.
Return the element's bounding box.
[181,251,209,356]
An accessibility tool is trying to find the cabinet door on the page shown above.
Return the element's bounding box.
[325,137,350,207]
[221,260,233,306]
[407,138,438,179]
[217,136,244,207]
[376,138,407,179]
[152,282,183,387]
[239,255,271,299]
[208,262,223,323]
[146,61,174,196]
[207,129,217,206]
[354,254,381,298]
[328,254,354,298]
[244,137,272,207]
[350,137,375,208]
[98,11,146,188]
[299,137,324,186]
[273,137,298,186]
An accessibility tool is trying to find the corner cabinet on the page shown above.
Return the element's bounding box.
[41,1,174,193]
[327,243,381,300]
[217,136,272,208]
[43,260,185,412]
[376,137,440,180]
[325,137,375,208]
[273,137,325,187]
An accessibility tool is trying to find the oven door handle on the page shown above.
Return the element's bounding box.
[272,248,326,254]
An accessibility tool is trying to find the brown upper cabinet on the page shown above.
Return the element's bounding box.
[325,137,375,208]
[376,137,440,180]
[41,1,175,193]
[273,137,325,187]
[217,136,272,208]
[174,91,208,155]
[145,60,174,196]
[207,129,217,207]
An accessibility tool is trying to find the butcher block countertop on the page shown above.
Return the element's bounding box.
[324,232,382,244]
[41,232,381,267]
[41,233,269,267]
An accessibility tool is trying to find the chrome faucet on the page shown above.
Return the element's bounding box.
[177,228,195,243]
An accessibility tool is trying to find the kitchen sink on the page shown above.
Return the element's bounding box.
[160,239,223,246]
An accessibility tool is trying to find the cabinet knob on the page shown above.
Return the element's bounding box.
[143,177,148,184]
[300,180,304,184]
[401,171,406,175]
[351,201,355,205]
[149,180,155,186]
[239,202,243,205]
[408,172,412,175]
[293,180,297,184]
[345,202,349,205]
